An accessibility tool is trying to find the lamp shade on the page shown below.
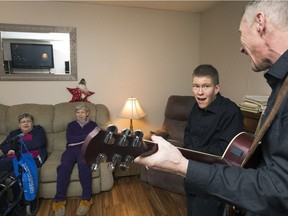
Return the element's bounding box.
[118,97,146,120]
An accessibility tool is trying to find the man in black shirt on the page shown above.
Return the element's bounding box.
[184,64,243,216]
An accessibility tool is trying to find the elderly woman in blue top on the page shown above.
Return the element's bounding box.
[0,113,47,214]
[53,104,97,216]
[0,113,47,169]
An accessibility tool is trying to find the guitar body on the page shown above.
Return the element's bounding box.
[222,132,256,167]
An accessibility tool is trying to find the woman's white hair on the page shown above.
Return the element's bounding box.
[243,0,288,31]
[75,104,90,112]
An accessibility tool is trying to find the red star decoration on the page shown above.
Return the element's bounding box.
[67,87,95,103]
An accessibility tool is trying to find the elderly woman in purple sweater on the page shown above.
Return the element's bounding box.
[52,104,97,216]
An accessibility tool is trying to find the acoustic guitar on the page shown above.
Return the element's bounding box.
[82,125,258,172]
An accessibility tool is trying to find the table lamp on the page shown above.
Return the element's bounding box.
[118,97,146,132]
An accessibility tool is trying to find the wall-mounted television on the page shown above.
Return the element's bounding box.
[10,43,54,69]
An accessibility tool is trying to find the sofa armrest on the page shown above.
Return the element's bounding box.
[99,162,114,191]
[144,130,183,148]
[144,129,169,140]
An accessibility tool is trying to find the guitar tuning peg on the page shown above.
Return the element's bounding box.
[107,153,122,172]
[132,130,144,147]
[104,124,118,145]
[91,153,107,171]
[122,128,132,136]
[118,128,132,147]
[119,155,134,171]
[107,124,118,133]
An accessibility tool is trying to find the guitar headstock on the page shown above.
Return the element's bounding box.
[82,124,158,172]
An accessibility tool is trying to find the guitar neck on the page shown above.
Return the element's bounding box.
[143,140,226,165]
[177,146,225,165]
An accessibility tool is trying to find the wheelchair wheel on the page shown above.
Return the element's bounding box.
[26,197,39,216]
[10,204,26,216]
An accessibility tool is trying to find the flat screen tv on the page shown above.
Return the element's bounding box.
[10,43,54,69]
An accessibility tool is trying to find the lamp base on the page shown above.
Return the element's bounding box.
[130,119,133,133]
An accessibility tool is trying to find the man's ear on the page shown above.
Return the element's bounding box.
[256,12,266,34]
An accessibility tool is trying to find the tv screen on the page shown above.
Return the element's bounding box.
[10,43,54,69]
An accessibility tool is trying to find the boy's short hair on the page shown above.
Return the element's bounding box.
[192,64,219,85]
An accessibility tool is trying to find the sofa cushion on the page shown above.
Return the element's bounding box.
[162,95,196,142]
[164,95,195,121]
[52,131,67,152]
[94,104,110,129]
[6,103,54,133]
[40,150,100,183]
[0,104,8,143]
[0,104,8,135]
[53,102,80,133]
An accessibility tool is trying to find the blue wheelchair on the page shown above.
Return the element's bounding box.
[0,138,39,216]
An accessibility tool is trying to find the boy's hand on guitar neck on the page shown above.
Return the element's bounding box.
[134,135,189,177]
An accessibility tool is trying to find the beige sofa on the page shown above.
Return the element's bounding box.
[0,102,114,199]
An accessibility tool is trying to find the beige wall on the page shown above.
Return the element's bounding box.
[0,2,200,135]
[200,1,271,103]
[0,1,271,136]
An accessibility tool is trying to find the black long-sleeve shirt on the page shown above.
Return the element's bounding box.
[184,93,243,156]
